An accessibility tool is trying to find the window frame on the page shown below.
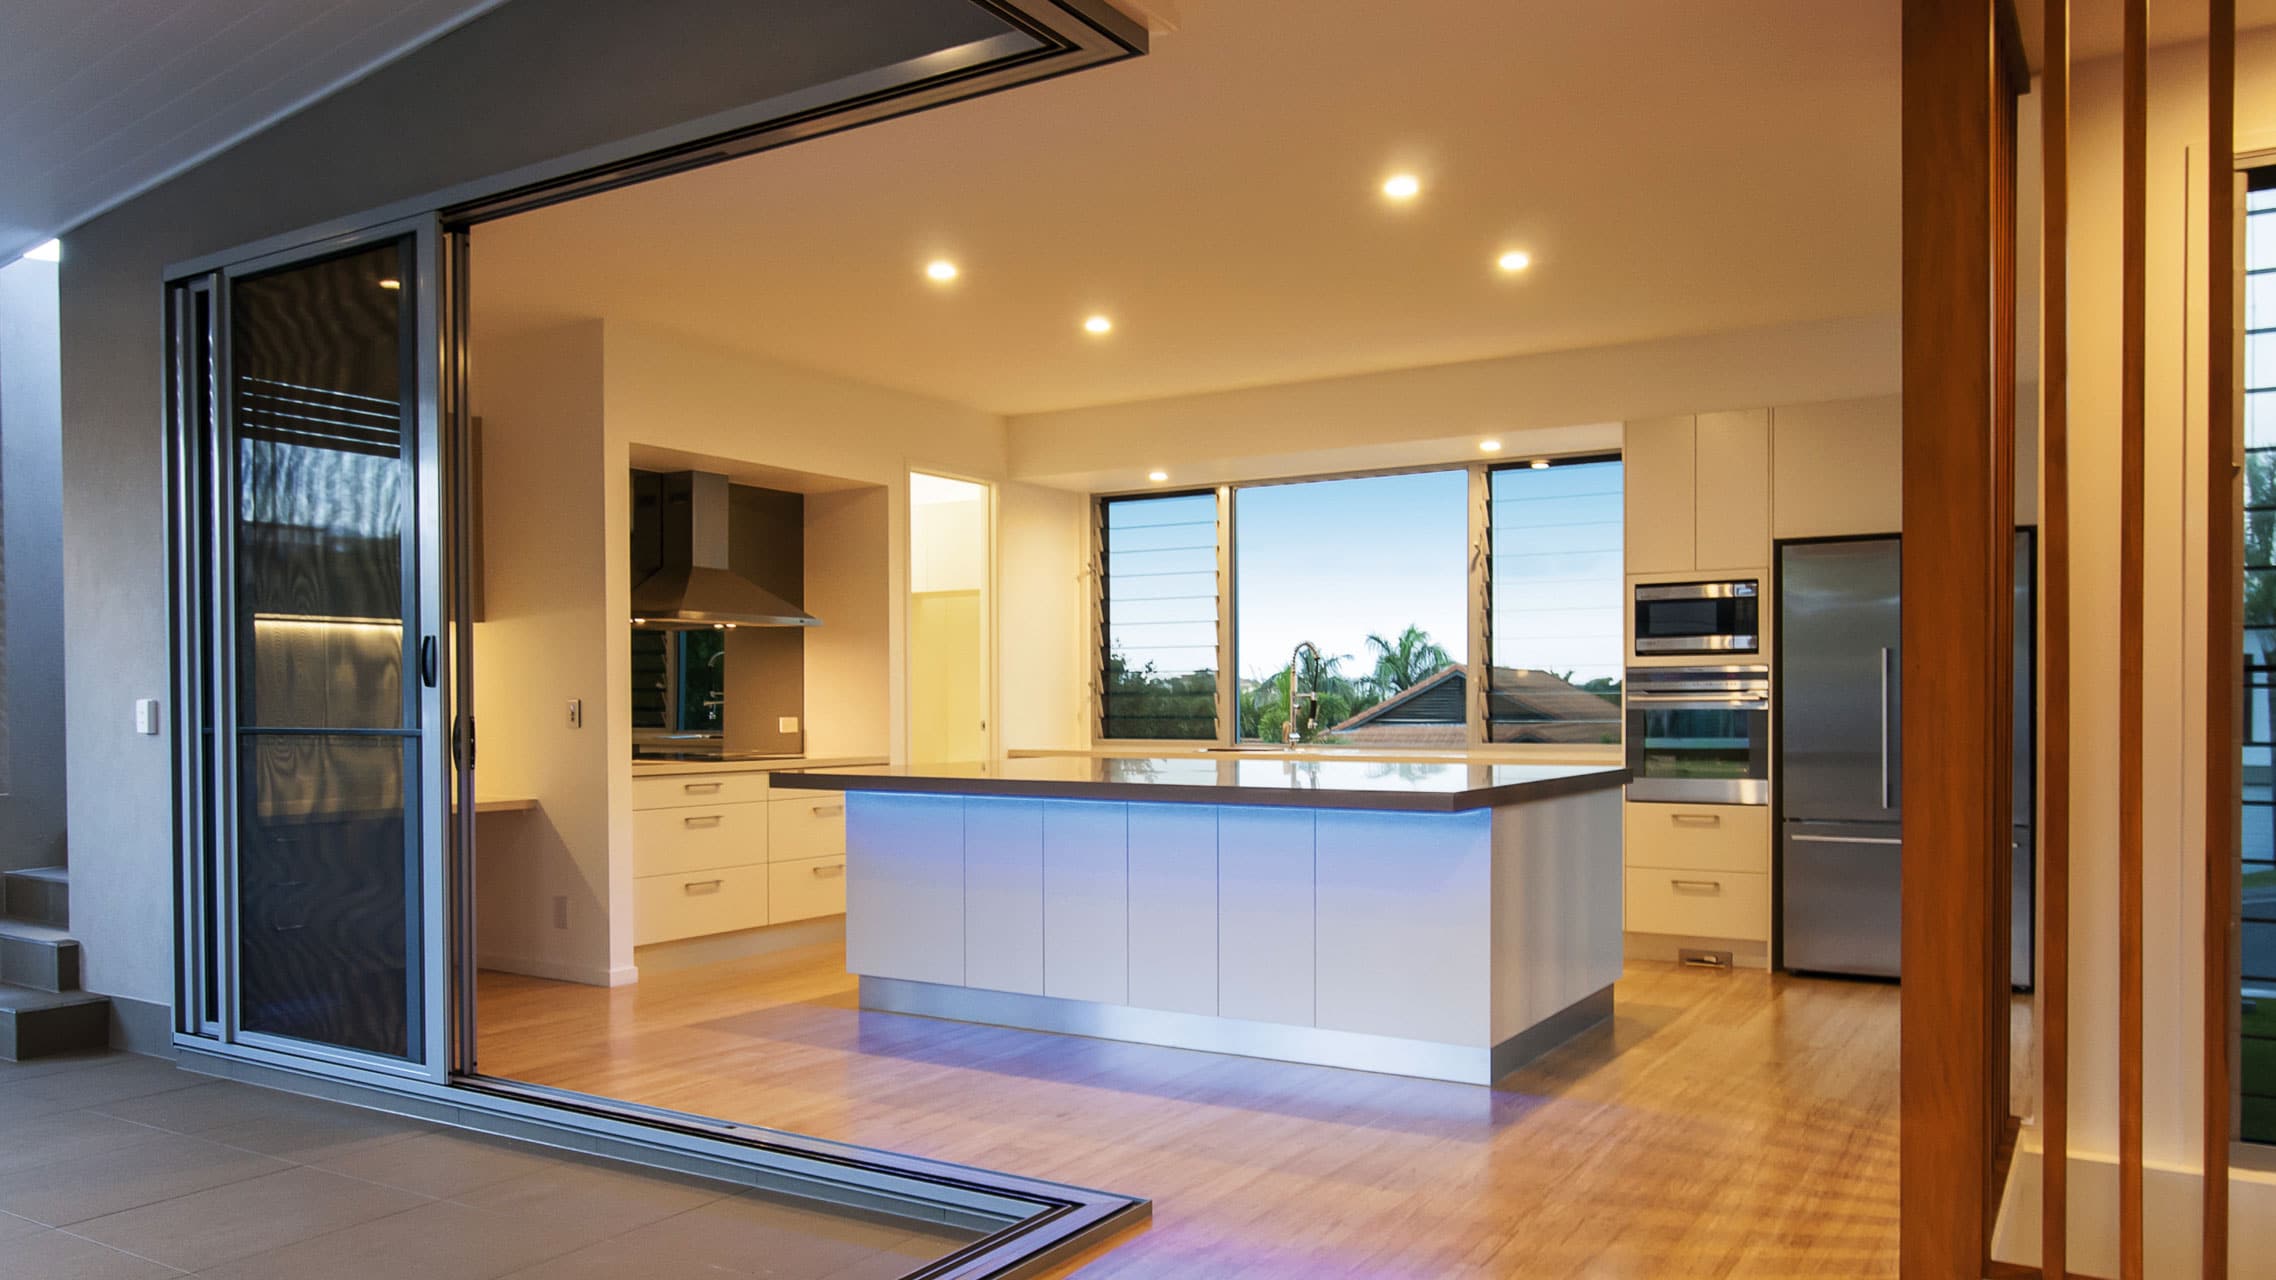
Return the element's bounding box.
[1089,453,1625,758]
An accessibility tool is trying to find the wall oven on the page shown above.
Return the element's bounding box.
[1633,579,1760,655]
[1624,665,1771,805]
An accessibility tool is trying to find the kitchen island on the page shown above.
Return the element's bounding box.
[795,757,1627,1084]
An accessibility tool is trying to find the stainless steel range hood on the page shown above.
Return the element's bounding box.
[631,471,819,628]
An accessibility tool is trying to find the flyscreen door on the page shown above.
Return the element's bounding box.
[169,216,457,1078]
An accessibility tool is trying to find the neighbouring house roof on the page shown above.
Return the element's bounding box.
[1325,666,1620,747]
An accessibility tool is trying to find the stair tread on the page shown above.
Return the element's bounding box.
[0,984,105,1013]
[0,918,73,945]
[3,867,67,884]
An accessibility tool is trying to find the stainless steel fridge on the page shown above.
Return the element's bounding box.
[1776,533,2034,986]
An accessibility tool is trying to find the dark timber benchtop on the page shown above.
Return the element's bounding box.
[792,757,1629,813]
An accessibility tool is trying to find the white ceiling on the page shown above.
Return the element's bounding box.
[474,0,1905,417]
[0,0,508,264]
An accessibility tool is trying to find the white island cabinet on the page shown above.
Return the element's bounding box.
[816,757,1627,1085]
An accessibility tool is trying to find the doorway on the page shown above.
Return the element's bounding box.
[908,472,993,764]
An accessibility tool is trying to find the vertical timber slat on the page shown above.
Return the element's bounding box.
[2041,0,2074,1274]
[2204,0,2238,1275]
[1900,0,2002,1271]
[2118,1,2149,1277]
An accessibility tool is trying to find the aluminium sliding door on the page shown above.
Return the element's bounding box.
[170,215,465,1079]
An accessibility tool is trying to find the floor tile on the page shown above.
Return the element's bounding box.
[68,1165,428,1272]
[12,1057,204,1111]
[0,1130,291,1226]
[0,1208,47,1242]
[94,1081,317,1137]
[309,1129,567,1199]
[597,1192,949,1280]
[194,1098,431,1164]
[450,1157,731,1237]
[0,1108,167,1176]
[196,1199,618,1280]
[1,1229,183,1279]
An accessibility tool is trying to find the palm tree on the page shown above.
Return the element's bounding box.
[1362,625,1453,700]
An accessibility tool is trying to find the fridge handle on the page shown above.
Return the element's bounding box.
[1878,646,1893,810]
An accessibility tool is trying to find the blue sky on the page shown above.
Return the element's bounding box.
[1234,470,1470,684]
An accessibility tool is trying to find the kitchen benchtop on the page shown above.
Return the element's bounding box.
[792,757,1628,813]
[630,755,889,778]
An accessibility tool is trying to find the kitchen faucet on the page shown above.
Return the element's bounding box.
[1284,641,1322,747]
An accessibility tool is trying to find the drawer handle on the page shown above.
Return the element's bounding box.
[811,862,845,878]
[683,814,723,828]
[683,879,723,895]
[1670,878,1723,894]
[811,803,844,818]
[1671,813,1722,827]
[683,782,722,794]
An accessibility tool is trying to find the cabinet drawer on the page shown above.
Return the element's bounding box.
[633,773,772,810]
[769,855,847,924]
[634,803,767,877]
[1625,867,1768,941]
[769,795,847,863]
[636,863,768,945]
[1624,802,1769,875]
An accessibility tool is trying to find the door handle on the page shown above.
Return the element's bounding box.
[682,781,722,794]
[811,804,844,818]
[811,862,845,877]
[682,814,723,829]
[1790,834,1904,846]
[1879,646,1893,809]
[1670,878,1723,893]
[682,879,723,895]
[419,635,439,689]
[1671,813,1722,828]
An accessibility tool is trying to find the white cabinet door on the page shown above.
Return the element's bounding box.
[1623,415,1697,574]
[963,797,1044,995]
[1693,408,1772,572]
[1217,806,1315,1027]
[1127,802,1219,1016]
[845,793,965,985]
[1771,396,1902,539]
[1042,800,1129,1005]
[1315,810,1491,1045]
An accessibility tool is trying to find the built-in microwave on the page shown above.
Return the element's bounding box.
[1633,579,1760,656]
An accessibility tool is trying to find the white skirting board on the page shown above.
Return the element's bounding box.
[1992,1137,2276,1276]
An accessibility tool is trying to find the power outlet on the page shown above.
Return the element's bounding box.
[552,896,569,930]
[566,699,583,729]
[778,716,799,734]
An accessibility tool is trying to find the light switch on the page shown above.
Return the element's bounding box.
[133,699,162,736]
[566,699,583,729]
[778,716,799,734]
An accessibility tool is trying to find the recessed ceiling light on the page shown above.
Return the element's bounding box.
[1083,314,1114,335]
[24,239,61,263]
[925,259,959,282]
[1530,458,1551,470]
[1497,250,1532,273]
[1382,173,1422,201]
[1148,470,1169,483]
[1478,440,1503,454]
[378,278,401,290]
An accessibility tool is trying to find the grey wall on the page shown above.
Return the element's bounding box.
[57,0,1028,1005]
[0,257,68,876]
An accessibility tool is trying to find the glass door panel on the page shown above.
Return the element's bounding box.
[188,226,444,1070]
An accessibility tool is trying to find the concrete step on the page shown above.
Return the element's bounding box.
[2,866,67,928]
[0,918,79,993]
[0,984,107,1061]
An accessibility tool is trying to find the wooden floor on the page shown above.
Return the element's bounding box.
[478,946,1908,1278]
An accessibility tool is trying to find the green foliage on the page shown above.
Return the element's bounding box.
[1361,625,1453,700]
[1100,652,1216,739]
